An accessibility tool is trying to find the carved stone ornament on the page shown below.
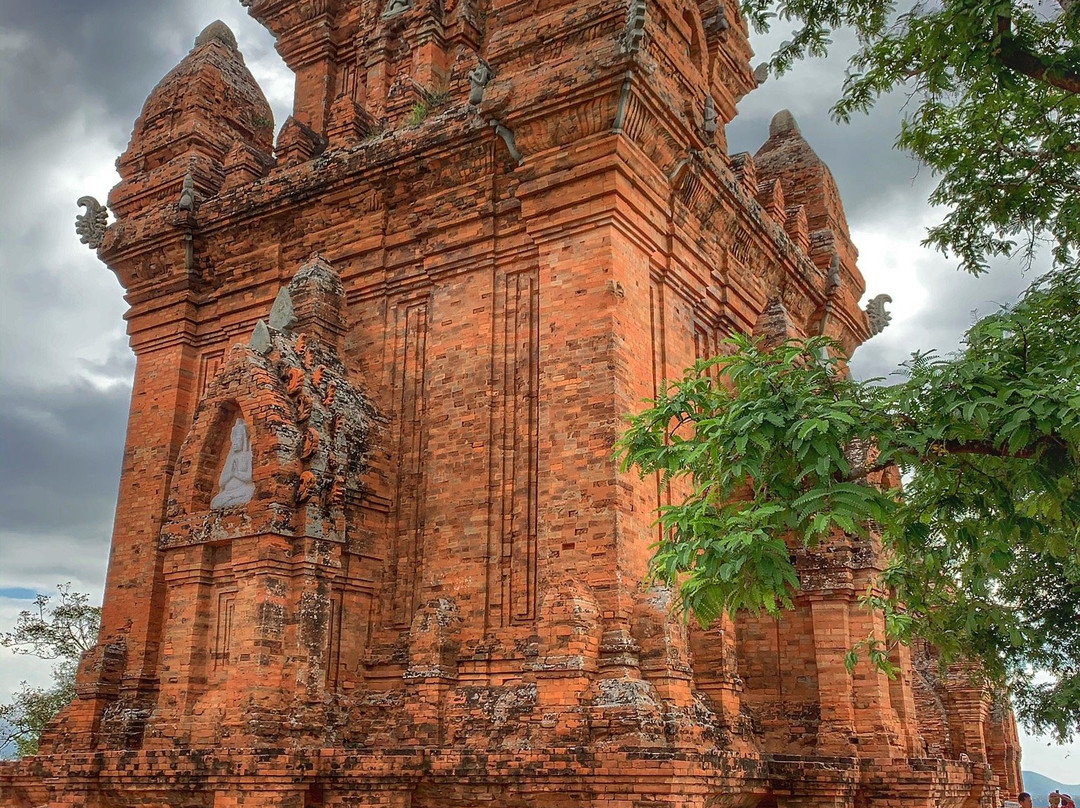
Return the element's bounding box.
[286,367,306,396]
[865,293,893,336]
[296,394,313,423]
[383,0,411,17]
[178,170,196,211]
[211,417,256,508]
[703,96,718,137]
[300,428,321,461]
[827,254,841,291]
[711,5,730,32]
[621,0,647,54]
[75,196,108,249]
[296,470,318,503]
[468,61,494,107]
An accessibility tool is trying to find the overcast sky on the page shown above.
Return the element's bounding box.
[0,0,1073,781]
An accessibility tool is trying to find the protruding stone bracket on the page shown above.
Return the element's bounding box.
[490,119,524,166]
[865,293,893,336]
[612,73,633,133]
[75,196,108,249]
[827,253,841,291]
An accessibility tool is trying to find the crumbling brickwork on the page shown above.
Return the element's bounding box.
[1,0,1021,805]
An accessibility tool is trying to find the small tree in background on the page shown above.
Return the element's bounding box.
[0,584,100,757]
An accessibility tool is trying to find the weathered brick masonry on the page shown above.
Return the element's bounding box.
[1,0,1021,805]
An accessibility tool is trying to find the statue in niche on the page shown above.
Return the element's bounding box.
[211,417,256,508]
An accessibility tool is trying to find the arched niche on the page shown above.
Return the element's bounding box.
[166,343,304,523]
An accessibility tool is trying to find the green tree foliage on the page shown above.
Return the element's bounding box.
[0,584,100,757]
[617,267,1080,741]
[743,0,1079,274]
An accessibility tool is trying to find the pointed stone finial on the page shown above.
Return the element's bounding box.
[250,319,272,354]
[178,170,196,211]
[194,20,238,52]
[769,109,801,138]
[753,63,770,83]
[269,287,297,332]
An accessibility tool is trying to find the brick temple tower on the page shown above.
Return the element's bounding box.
[2,0,1021,805]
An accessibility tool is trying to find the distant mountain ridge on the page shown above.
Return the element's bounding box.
[1023,771,1080,803]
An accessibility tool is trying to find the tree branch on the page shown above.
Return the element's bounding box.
[840,434,1065,483]
[843,459,895,483]
[994,16,1080,95]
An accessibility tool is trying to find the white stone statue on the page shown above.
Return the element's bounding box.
[211,417,255,508]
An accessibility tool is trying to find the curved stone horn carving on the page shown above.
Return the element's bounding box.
[75,196,108,249]
[865,293,893,336]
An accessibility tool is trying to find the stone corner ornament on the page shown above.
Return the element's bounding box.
[865,293,893,336]
[75,196,108,249]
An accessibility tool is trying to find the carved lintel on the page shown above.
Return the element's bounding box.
[865,293,893,336]
[75,196,108,249]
